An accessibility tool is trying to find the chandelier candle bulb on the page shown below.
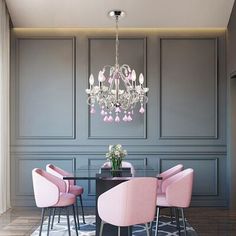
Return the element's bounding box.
[139,73,144,85]
[89,74,94,87]
[85,10,149,123]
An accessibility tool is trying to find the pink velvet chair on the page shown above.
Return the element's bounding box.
[32,168,78,236]
[154,168,194,236]
[46,164,85,227]
[157,164,184,222]
[102,161,135,176]
[98,177,158,236]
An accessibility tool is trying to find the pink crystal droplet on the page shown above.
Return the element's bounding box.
[115,116,120,123]
[115,107,121,113]
[90,107,96,114]
[103,116,108,122]
[123,115,128,122]
[101,109,105,116]
[108,115,113,122]
[139,107,145,114]
[108,77,113,84]
[127,115,132,121]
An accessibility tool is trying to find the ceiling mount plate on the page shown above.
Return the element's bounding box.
[108,10,126,20]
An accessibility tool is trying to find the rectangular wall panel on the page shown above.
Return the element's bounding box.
[88,38,147,139]
[16,38,76,139]
[160,38,218,139]
[160,158,218,196]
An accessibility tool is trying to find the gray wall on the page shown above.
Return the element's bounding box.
[10,29,227,207]
[227,2,236,209]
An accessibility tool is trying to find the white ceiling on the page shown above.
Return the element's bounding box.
[5,0,235,28]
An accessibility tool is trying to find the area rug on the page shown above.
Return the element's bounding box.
[31,215,197,236]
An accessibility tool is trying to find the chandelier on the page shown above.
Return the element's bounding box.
[85,10,149,123]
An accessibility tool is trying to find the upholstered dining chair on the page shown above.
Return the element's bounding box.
[154,168,194,236]
[102,161,135,176]
[98,177,158,236]
[155,164,184,224]
[46,164,85,228]
[32,168,78,236]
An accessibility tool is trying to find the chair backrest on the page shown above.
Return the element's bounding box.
[32,168,66,208]
[102,161,135,176]
[98,177,158,226]
[163,168,194,208]
[46,164,73,191]
[158,164,184,193]
[159,164,184,180]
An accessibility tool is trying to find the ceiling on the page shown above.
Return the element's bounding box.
[5,0,235,28]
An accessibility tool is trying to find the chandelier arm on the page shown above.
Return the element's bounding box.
[120,72,132,88]
[120,64,131,70]
[108,74,115,92]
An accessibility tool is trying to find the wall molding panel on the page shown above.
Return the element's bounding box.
[15,37,76,140]
[10,29,227,207]
[159,157,219,196]
[159,37,218,140]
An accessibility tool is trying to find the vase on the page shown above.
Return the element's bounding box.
[111,158,122,171]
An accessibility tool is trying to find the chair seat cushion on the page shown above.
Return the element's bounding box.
[156,193,171,207]
[54,193,76,207]
[69,185,84,196]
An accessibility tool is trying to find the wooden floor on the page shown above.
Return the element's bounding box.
[0,207,235,235]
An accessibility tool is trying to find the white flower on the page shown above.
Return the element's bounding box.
[109,145,113,152]
[114,150,120,156]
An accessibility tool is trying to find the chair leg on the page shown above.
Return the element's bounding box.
[175,208,181,236]
[181,208,187,236]
[72,205,78,236]
[39,208,45,236]
[79,195,86,224]
[154,207,160,236]
[73,201,80,229]
[75,200,80,229]
[47,208,52,236]
[66,206,71,236]
[118,226,120,236]
[149,221,153,236]
[128,226,131,236]
[99,220,104,236]
[170,208,173,223]
[145,223,150,236]
[51,208,56,229]
[58,208,61,223]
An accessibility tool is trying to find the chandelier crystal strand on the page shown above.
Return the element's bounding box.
[85,10,149,123]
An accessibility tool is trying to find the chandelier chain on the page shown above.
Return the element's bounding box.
[115,15,119,68]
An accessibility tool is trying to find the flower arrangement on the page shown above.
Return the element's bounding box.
[106,144,127,170]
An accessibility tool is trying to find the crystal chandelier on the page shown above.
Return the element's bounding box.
[85,10,149,123]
